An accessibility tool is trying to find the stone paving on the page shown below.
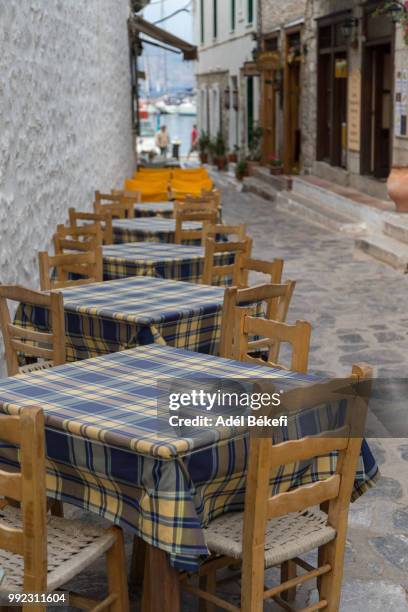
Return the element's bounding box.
[52,178,408,610]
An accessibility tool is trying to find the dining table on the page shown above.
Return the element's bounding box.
[102,242,233,284]
[14,276,226,361]
[112,217,202,245]
[0,344,379,609]
[134,201,174,219]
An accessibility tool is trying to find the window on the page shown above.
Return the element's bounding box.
[200,0,204,44]
[231,0,236,31]
[248,0,254,24]
[213,0,218,39]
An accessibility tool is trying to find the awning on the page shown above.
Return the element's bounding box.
[130,16,197,61]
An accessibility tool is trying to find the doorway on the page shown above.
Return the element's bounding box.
[317,19,349,169]
[361,43,392,178]
[284,31,302,173]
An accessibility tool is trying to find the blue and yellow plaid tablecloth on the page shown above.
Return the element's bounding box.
[102,243,233,284]
[15,277,225,361]
[0,345,379,570]
[134,201,174,219]
[112,218,202,245]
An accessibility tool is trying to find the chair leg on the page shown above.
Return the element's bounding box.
[280,560,297,602]
[129,535,146,590]
[199,571,217,612]
[318,540,345,612]
[47,499,64,517]
[106,527,130,612]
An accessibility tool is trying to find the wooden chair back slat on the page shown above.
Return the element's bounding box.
[267,476,341,520]
[0,525,25,555]
[39,246,103,291]
[0,415,21,445]
[0,471,22,501]
[10,339,53,360]
[219,282,295,360]
[68,208,113,245]
[269,429,349,469]
[0,287,66,376]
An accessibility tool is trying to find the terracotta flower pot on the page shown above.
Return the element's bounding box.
[199,152,208,164]
[270,166,283,176]
[228,153,238,163]
[387,167,408,213]
[215,157,227,171]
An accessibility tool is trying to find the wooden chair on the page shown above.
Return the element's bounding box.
[53,223,103,255]
[202,236,253,286]
[39,247,103,291]
[174,202,218,245]
[0,406,129,611]
[94,191,136,219]
[0,285,66,377]
[219,282,296,360]
[183,366,371,612]
[68,207,113,245]
[233,308,311,374]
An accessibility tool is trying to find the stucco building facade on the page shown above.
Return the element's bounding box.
[193,0,261,156]
[0,0,135,374]
[259,0,408,198]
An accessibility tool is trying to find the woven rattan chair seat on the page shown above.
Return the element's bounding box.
[0,506,116,593]
[205,508,336,568]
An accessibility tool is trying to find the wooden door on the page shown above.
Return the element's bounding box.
[262,71,276,163]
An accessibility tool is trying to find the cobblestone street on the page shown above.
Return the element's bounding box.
[54,180,408,611]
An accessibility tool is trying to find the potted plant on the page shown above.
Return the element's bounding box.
[235,160,248,181]
[268,154,284,175]
[228,145,240,163]
[214,132,228,171]
[246,124,263,175]
[198,131,210,164]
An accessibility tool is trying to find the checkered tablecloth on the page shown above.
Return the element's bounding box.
[0,345,379,570]
[134,201,174,219]
[102,243,233,284]
[112,218,202,245]
[15,277,225,361]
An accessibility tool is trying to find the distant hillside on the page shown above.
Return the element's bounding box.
[142,50,195,95]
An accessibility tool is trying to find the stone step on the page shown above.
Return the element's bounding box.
[242,177,277,201]
[384,218,408,246]
[355,234,408,272]
[276,190,367,234]
[292,177,393,231]
[251,166,292,191]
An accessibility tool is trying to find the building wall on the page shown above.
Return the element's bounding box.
[193,0,259,153]
[261,0,306,32]
[0,0,135,375]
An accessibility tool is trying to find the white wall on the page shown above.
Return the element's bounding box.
[0,0,135,375]
[194,0,258,149]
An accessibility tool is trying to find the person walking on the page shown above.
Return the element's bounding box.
[188,124,199,159]
[155,125,169,159]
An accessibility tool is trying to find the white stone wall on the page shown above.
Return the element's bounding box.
[0,0,135,375]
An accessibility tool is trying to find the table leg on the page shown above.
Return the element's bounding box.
[142,544,180,612]
[129,535,146,589]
